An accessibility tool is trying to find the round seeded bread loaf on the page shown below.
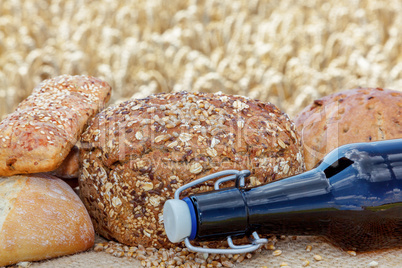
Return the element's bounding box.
[79,91,304,248]
[0,174,94,266]
[294,88,402,170]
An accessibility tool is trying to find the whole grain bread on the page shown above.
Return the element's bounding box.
[79,91,304,248]
[0,174,94,266]
[294,88,402,170]
[0,75,112,176]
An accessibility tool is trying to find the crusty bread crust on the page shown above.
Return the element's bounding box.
[79,91,304,248]
[0,75,111,176]
[294,88,402,170]
[0,174,94,266]
[50,145,80,179]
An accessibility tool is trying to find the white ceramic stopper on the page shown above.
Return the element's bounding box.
[163,199,192,243]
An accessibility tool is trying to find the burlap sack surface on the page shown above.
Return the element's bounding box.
[32,235,402,268]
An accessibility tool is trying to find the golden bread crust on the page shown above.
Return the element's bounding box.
[50,145,80,179]
[0,174,94,266]
[0,75,111,176]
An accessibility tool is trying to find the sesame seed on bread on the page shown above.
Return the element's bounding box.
[0,75,112,176]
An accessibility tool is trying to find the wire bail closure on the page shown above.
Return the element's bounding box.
[173,170,268,254]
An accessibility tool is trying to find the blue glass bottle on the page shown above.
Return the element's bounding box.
[165,139,402,251]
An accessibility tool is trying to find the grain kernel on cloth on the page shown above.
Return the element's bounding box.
[94,240,256,268]
[93,243,105,252]
[313,255,323,261]
[222,261,234,267]
[16,262,31,268]
[264,243,275,250]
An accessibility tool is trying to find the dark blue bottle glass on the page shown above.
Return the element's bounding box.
[187,139,402,251]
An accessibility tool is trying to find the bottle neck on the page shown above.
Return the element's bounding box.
[189,187,248,240]
[189,169,334,240]
[244,169,333,236]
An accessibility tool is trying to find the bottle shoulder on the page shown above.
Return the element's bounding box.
[318,139,402,181]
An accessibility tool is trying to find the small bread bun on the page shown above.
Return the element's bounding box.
[79,91,304,248]
[0,75,112,176]
[50,145,80,179]
[0,174,95,266]
[294,88,402,170]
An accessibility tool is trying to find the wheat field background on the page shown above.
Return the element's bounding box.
[1,0,402,121]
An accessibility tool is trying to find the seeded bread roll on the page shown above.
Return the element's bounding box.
[294,88,402,170]
[50,145,80,179]
[50,145,80,188]
[0,174,94,266]
[0,75,112,176]
[79,91,304,248]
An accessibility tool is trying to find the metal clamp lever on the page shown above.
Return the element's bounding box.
[184,231,268,254]
[174,170,268,254]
